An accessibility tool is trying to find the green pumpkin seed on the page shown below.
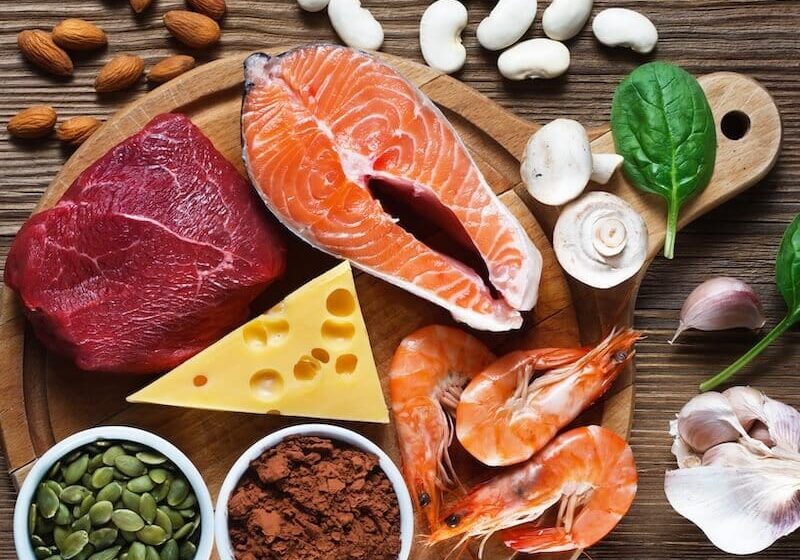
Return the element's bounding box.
[94,440,112,448]
[151,481,169,503]
[91,467,115,490]
[29,504,38,534]
[115,456,146,478]
[120,530,136,543]
[54,503,73,526]
[177,509,194,519]
[87,454,104,474]
[153,509,173,537]
[87,545,121,560]
[36,546,53,559]
[165,480,187,508]
[46,480,64,495]
[38,484,61,519]
[60,530,89,559]
[139,493,157,525]
[54,526,71,550]
[121,489,141,512]
[120,555,128,560]
[159,540,178,560]
[175,494,195,510]
[44,556,63,560]
[144,546,160,560]
[81,474,93,487]
[101,446,125,467]
[79,495,96,517]
[134,452,167,466]
[71,514,92,533]
[72,505,83,519]
[121,443,145,453]
[88,527,118,549]
[187,519,200,540]
[111,509,144,532]
[127,476,154,494]
[127,542,146,560]
[31,534,47,548]
[48,460,63,479]
[37,515,55,535]
[161,508,183,531]
[136,525,168,546]
[147,470,169,485]
[61,486,90,505]
[171,522,193,542]
[63,450,82,465]
[178,541,195,560]
[64,455,90,485]
[96,482,122,504]
[72,544,95,560]
[88,501,113,525]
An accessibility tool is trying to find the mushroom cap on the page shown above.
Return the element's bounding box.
[521,119,592,206]
[553,191,648,289]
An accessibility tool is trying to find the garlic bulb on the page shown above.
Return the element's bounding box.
[670,277,765,343]
[665,388,800,554]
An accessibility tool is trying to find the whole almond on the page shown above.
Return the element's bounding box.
[147,55,196,84]
[17,30,73,77]
[187,0,226,20]
[52,19,107,51]
[95,54,145,93]
[129,0,153,13]
[164,11,220,49]
[57,116,102,146]
[7,105,57,139]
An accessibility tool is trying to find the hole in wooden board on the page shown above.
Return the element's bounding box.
[193,375,208,387]
[721,111,751,141]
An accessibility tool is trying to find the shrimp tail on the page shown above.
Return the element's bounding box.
[502,525,575,553]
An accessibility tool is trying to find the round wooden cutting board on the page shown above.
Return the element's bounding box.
[0,47,781,560]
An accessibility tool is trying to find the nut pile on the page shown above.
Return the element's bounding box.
[9,0,227,145]
[28,439,201,560]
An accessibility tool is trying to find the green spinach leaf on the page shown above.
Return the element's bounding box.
[701,214,800,391]
[611,62,717,259]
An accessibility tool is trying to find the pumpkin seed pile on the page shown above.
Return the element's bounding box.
[28,440,201,560]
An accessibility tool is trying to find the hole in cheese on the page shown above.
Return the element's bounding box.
[263,318,290,344]
[321,320,355,345]
[250,369,284,402]
[326,288,356,316]
[294,356,321,381]
[243,322,268,347]
[267,409,281,415]
[311,348,330,363]
[193,375,208,387]
[335,354,358,375]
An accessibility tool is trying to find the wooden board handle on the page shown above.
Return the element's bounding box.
[590,72,782,259]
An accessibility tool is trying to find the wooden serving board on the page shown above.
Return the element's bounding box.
[0,48,781,560]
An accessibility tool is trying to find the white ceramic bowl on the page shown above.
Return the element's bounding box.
[215,424,414,560]
[14,426,214,560]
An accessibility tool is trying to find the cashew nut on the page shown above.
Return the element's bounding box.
[542,0,592,41]
[297,0,330,12]
[592,8,658,54]
[497,38,570,81]
[590,153,624,185]
[328,0,384,51]
[420,0,468,74]
[477,0,538,51]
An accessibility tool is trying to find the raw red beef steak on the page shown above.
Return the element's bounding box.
[5,113,286,374]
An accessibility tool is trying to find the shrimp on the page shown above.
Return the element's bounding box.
[456,329,640,466]
[428,425,637,556]
[389,325,496,530]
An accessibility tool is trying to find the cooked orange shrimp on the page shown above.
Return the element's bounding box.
[456,329,640,466]
[389,325,495,530]
[428,425,637,556]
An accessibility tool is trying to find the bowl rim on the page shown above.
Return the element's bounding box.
[13,425,215,560]
[214,423,414,560]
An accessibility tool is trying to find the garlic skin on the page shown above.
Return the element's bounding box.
[670,277,765,343]
[676,392,747,453]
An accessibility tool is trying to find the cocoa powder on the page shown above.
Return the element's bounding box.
[228,435,402,560]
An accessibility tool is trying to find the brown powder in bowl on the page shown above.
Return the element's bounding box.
[227,435,402,560]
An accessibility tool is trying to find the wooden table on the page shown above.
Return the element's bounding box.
[2,1,799,558]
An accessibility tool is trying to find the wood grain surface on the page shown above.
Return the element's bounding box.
[1,1,799,559]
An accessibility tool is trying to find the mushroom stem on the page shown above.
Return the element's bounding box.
[590,153,624,184]
[592,216,627,257]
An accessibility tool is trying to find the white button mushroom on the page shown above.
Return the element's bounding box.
[328,0,384,51]
[542,0,592,41]
[553,191,648,289]
[297,0,330,12]
[477,0,538,51]
[497,38,570,81]
[420,0,468,74]
[592,8,658,54]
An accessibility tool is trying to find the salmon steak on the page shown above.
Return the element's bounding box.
[241,45,542,331]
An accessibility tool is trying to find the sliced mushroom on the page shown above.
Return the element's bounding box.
[521,119,623,206]
[554,191,648,289]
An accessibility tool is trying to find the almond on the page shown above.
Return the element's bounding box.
[95,54,145,93]
[7,105,57,139]
[147,55,196,84]
[57,116,102,146]
[129,0,153,14]
[52,19,108,51]
[17,30,73,77]
[187,0,226,20]
[164,11,221,49]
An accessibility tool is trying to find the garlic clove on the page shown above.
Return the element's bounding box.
[670,277,766,343]
[761,397,800,453]
[670,420,702,468]
[676,392,748,453]
[749,421,775,447]
[701,441,760,467]
[723,385,766,431]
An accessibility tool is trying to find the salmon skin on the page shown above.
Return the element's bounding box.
[241,45,542,332]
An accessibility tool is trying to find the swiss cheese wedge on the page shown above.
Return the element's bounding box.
[127,261,389,423]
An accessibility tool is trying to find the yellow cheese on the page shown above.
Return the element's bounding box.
[127,261,389,423]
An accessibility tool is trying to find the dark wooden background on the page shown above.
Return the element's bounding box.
[2,0,799,558]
